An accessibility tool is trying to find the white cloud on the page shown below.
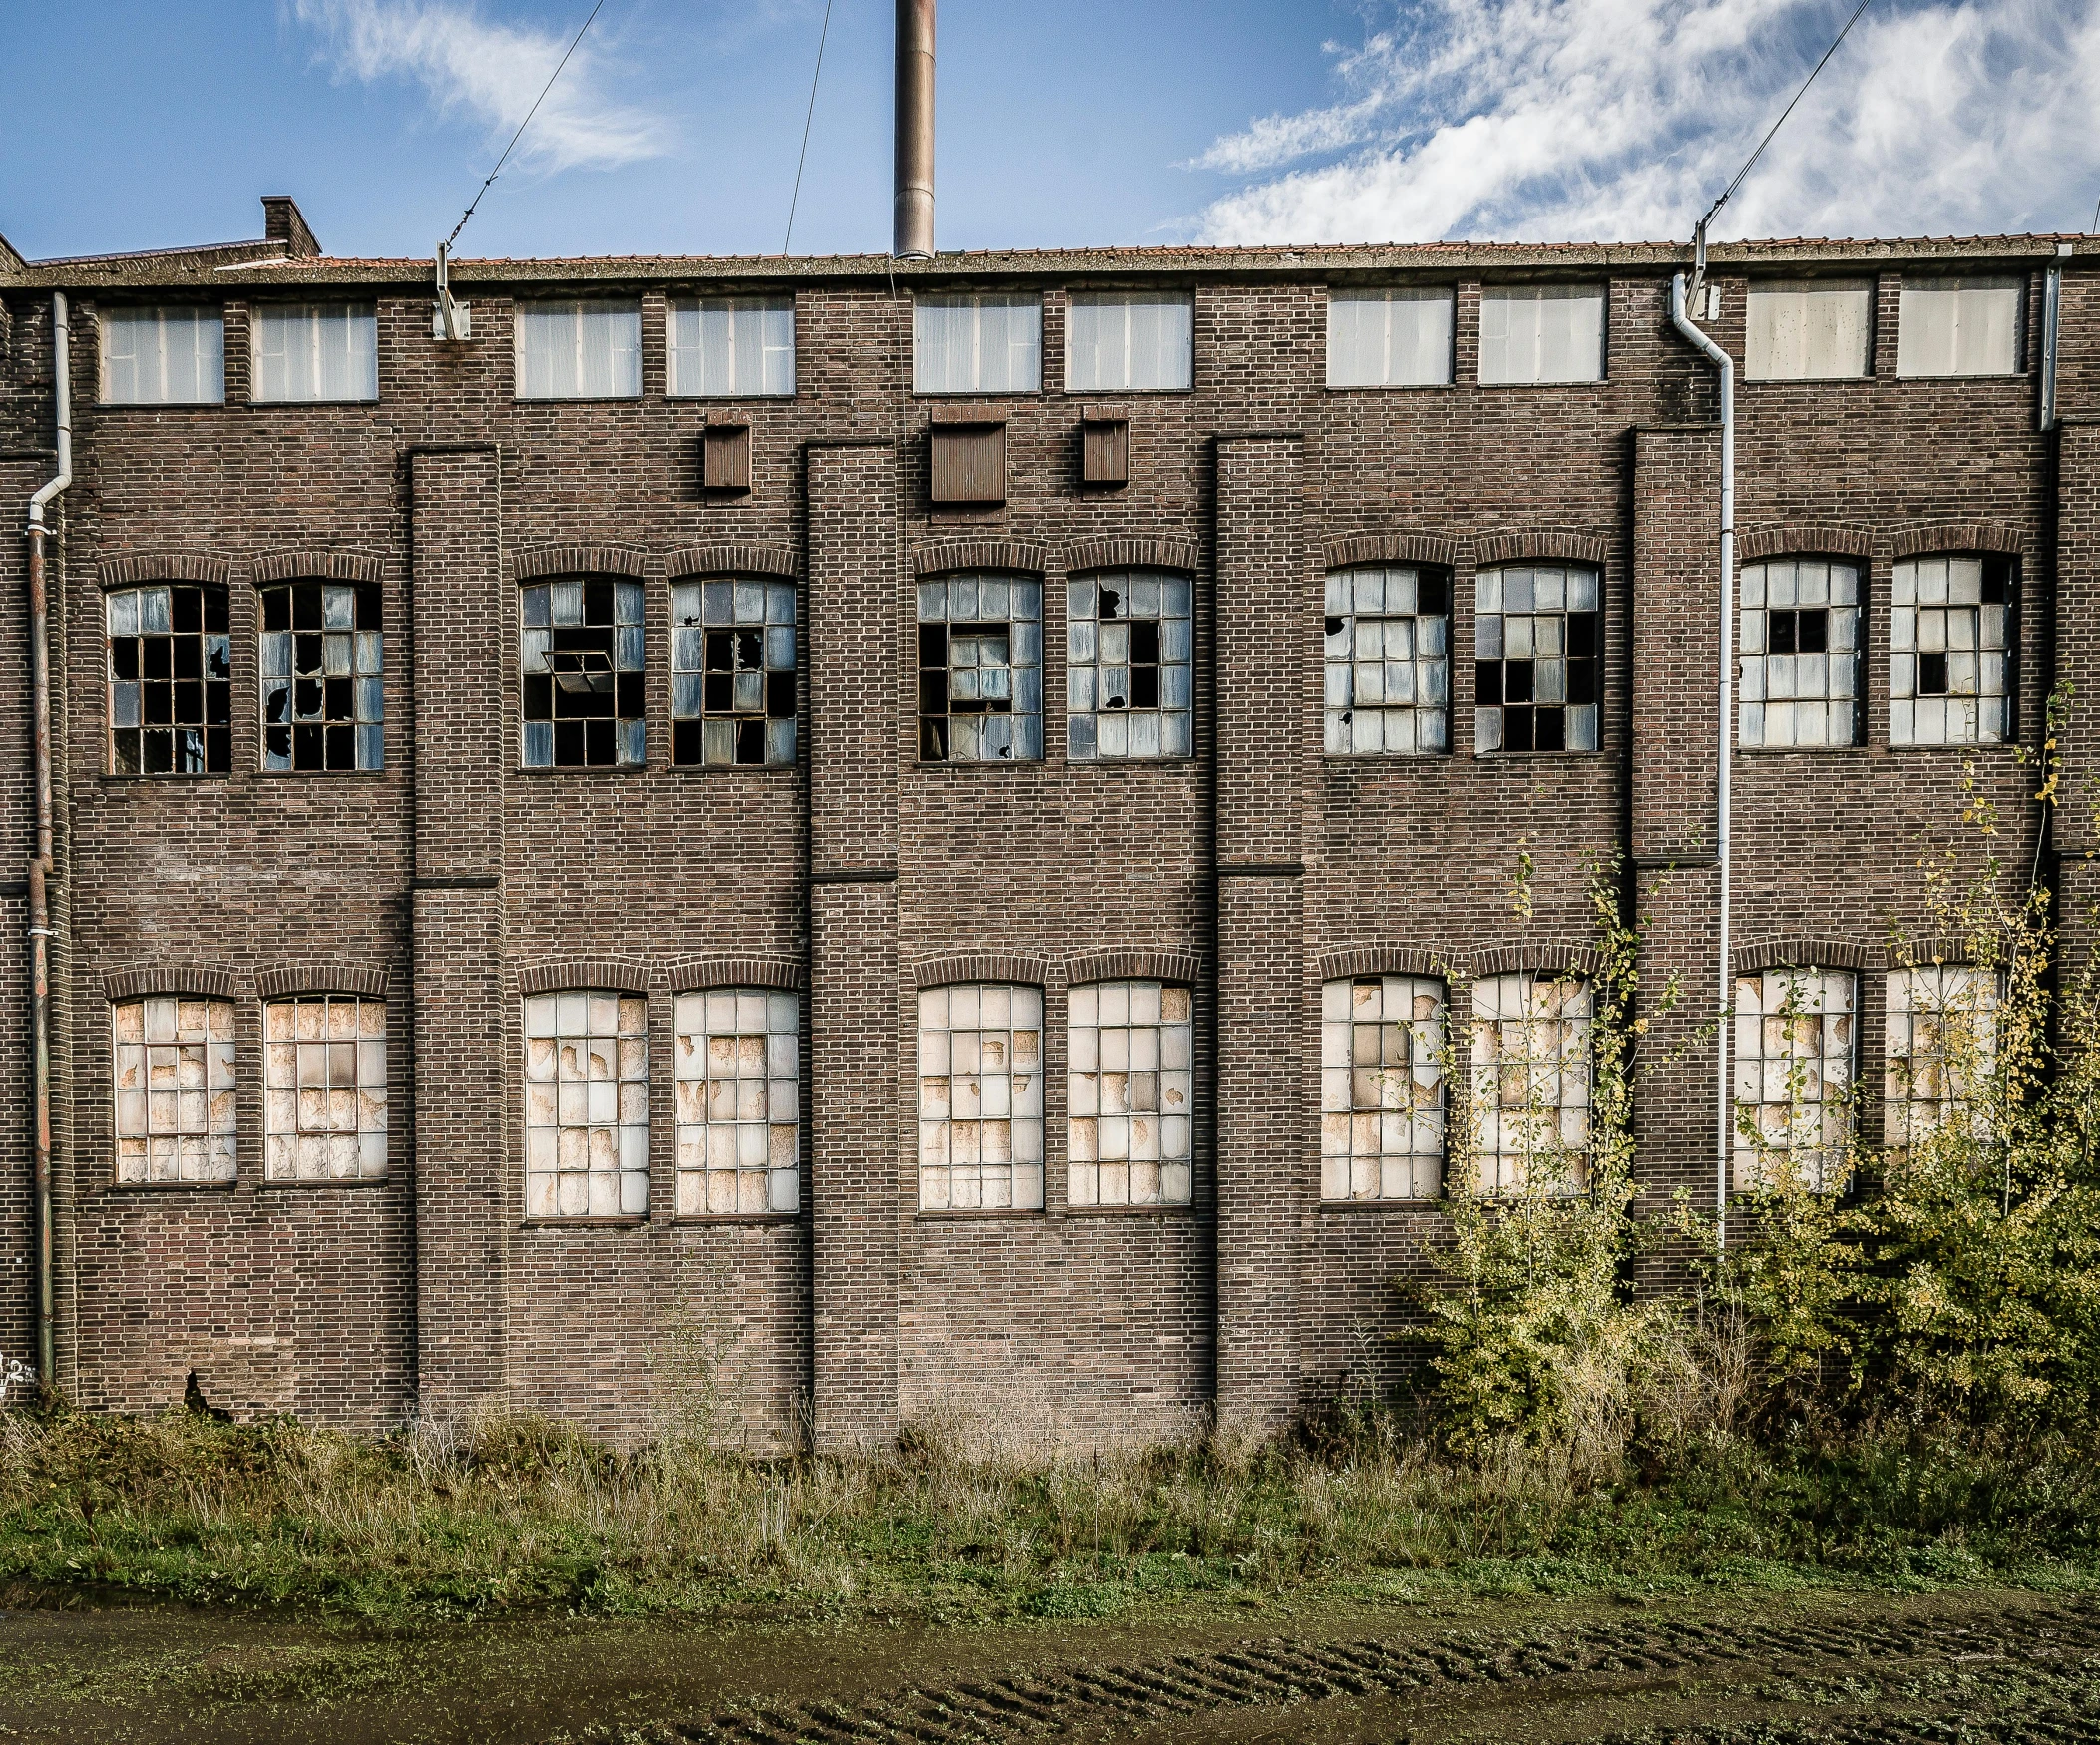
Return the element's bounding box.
[292,0,671,172]
[1194,0,2100,244]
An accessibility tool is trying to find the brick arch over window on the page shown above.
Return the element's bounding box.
[1737,525,1873,564]
[1316,945,1447,983]
[516,959,652,997]
[1729,937,1871,976]
[254,964,391,1000]
[1890,522,2024,560]
[512,545,649,582]
[1064,537,1200,576]
[911,952,1050,990]
[666,543,798,581]
[250,549,385,586]
[1064,948,1204,988]
[1885,934,1976,970]
[911,540,1046,578]
[1472,531,1610,569]
[1323,533,1465,572]
[1467,943,1602,981]
[99,553,230,590]
[102,966,237,1003]
[663,954,804,992]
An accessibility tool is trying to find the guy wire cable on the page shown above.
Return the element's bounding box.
[785,0,837,253]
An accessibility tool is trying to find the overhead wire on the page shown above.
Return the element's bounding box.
[784,0,836,253]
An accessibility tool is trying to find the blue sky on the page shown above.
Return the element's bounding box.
[4,0,2096,264]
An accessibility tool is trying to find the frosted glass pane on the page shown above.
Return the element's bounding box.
[1066,295,1192,391]
[1478,286,1603,384]
[1328,291,1454,386]
[1745,282,1871,380]
[252,304,377,403]
[914,294,1041,393]
[668,297,796,396]
[101,306,224,405]
[517,301,641,399]
[1899,278,2022,377]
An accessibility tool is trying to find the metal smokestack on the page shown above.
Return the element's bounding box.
[894,0,935,259]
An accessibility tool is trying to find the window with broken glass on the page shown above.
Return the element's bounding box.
[674,988,800,1215]
[1890,555,2013,746]
[1324,565,1452,755]
[1885,965,1997,1150]
[1320,976,1447,1201]
[1732,968,1855,1191]
[112,996,236,1184]
[917,573,1043,763]
[917,984,1044,1210]
[264,995,388,1181]
[524,991,650,1219]
[1473,565,1600,754]
[1068,981,1193,1207]
[1470,972,1591,1193]
[1066,571,1191,760]
[671,578,796,767]
[107,584,231,775]
[522,578,645,768]
[260,581,382,771]
[1738,558,1859,748]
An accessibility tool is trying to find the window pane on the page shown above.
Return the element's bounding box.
[517,301,642,399]
[521,577,645,766]
[919,572,1043,763]
[1327,290,1455,386]
[1478,286,1604,384]
[1885,966,1997,1149]
[1472,565,1599,755]
[1731,969,1854,1191]
[107,584,232,776]
[1066,294,1192,392]
[263,995,389,1180]
[1745,281,1872,380]
[1319,976,1446,1201]
[1324,565,1451,756]
[112,997,237,1183]
[1898,277,2022,377]
[252,303,378,403]
[1737,559,1859,748]
[668,297,796,397]
[1889,555,2012,744]
[1068,981,1192,1207]
[671,576,797,767]
[1469,973,1590,1193]
[101,306,225,405]
[918,984,1043,1211]
[914,294,1043,394]
[1067,569,1191,761]
[674,987,800,1215]
[524,988,650,1219]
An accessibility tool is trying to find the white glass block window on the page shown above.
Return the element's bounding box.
[1320,977,1447,1201]
[263,996,388,1181]
[917,573,1043,762]
[1478,285,1605,385]
[1885,966,1998,1149]
[668,297,795,397]
[1745,280,1872,380]
[1890,556,2013,745]
[671,577,797,767]
[674,989,799,1215]
[1327,289,1455,387]
[1324,566,1452,755]
[917,985,1044,1210]
[260,581,383,771]
[1732,969,1855,1191]
[251,303,378,403]
[1470,973,1591,1194]
[1474,566,1601,753]
[1068,982,1192,1207]
[112,997,235,1184]
[522,578,646,767]
[1065,294,1192,392]
[524,991,650,1219]
[516,300,642,399]
[1897,277,2023,378]
[101,306,224,405]
[1066,570,1191,760]
[913,294,1042,394]
[1739,558,1860,747]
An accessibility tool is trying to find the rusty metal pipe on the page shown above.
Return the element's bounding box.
[894,0,935,259]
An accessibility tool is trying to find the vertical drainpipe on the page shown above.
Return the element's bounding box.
[894,0,935,260]
[1670,255,1734,1249]
[25,293,71,1387]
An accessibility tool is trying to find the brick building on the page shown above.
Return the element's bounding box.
[1,197,2089,1446]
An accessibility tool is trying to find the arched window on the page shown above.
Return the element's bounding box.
[1732,968,1855,1191]
[917,984,1043,1208]
[674,988,800,1214]
[107,583,230,774]
[1320,975,1446,1201]
[260,580,383,770]
[112,996,235,1183]
[1470,972,1590,1193]
[521,577,644,768]
[523,990,649,1218]
[1068,980,1192,1206]
[1472,566,1599,754]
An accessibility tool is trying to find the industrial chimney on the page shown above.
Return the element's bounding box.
[894,0,935,259]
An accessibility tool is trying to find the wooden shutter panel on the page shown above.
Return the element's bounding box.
[930,422,1006,505]
[1081,417,1129,486]
[702,423,752,493]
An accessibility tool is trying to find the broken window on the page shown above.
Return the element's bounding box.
[917,573,1043,762]
[522,578,645,767]
[667,297,795,397]
[100,305,223,404]
[917,985,1044,1210]
[674,989,800,1215]
[1890,556,2012,745]
[1324,565,1452,755]
[1473,566,1599,753]
[1885,966,1997,1150]
[1066,570,1192,760]
[107,584,231,775]
[672,578,796,766]
[524,991,649,1219]
[913,294,1042,394]
[112,996,235,1184]
[1745,280,1872,380]
[1320,976,1446,1200]
[1477,285,1605,384]
[1898,277,2023,377]
[1065,294,1193,392]
[1068,981,1193,1207]
[260,581,382,771]
[1327,289,1455,387]
[1732,969,1855,1191]
[263,996,387,1181]
[1470,973,1590,1194]
[1738,559,1859,747]
[251,302,378,403]
[515,299,642,399]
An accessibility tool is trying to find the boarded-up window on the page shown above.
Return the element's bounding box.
[524,991,649,1218]
[1068,981,1192,1207]
[1324,565,1451,756]
[264,995,388,1181]
[1470,973,1590,1194]
[1327,289,1454,387]
[914,294,1041,394]
[252,303,378,402]
[917,985,1044,1210]
[107,584,231,775]
[1890,555,2013,745]
[1732,969,1854,1191]
[1473,566,1600,754]
[1745,280,1872,380]
[113,997,236,1184]
[668,297,794,397]
[1065,294,1192,391]
[101,306,223,404]
[1738,558,1859,748]
[516,300,642,399]
[1067,570,1192,760]
[1478,286,1604,384]
[930,423,1006,504]
[674,989,800,1215]
[1898,277,2023,377]
[1320,976,1446,1201]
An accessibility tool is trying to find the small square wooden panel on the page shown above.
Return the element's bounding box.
[1082,417,1129,486]
[702,424,752,493]
[930,422,1006,505]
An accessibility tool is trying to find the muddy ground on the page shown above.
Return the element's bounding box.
[2,1586,2095,1744]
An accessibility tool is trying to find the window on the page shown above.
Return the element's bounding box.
[1320,976,1447,1201]
[1478,285,1605,384]
[668,297,794,397]
[251,303,377,403]
[1890,555,2013,745]
[917,573,1043,762]
[1898,277,2023,377]
[516,300,642,399]
[917,985,1043,1210]
[1470,973,1590,1193]
[524,991,649,1218]
[1065,294,1192,392]
[914,294,1042,394]
[1745,280,1872,381]
[1068,981,1192,1207]
[107,584,231,775]
[1885,966,1997,1150]
[101,306,223,405]
[1473,566,1600,753]
[674,989,799,1214]
[112,997,235,1184]
[263,996,387,1181]
[1732,969,1854,1191]
[522,578,645,767]
[1327,289,1455,387]
[671,578,796,767]
[260,581,382,771]
[1324,566,1452,755]
[1739,558,1859,748]
[1066,571,1191,760]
